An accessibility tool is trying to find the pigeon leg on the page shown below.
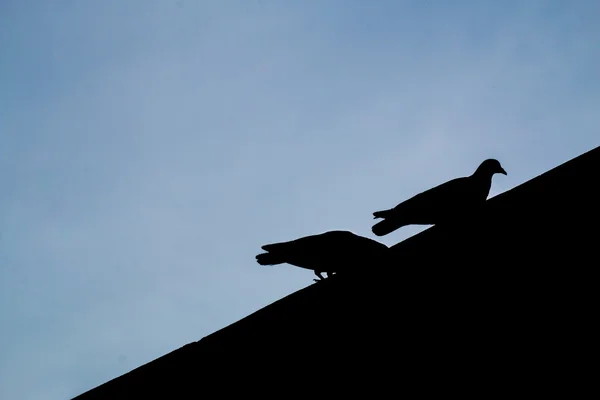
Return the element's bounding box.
[313,271,326,282]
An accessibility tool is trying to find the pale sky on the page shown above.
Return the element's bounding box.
[1,1,599,398]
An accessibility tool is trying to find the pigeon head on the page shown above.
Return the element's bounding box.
[475,159,507,177]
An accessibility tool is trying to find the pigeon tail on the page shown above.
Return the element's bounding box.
[371,217,407,237]
[255,252,285,266]
[373,209,393,219]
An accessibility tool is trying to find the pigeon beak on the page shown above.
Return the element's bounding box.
[499,167,507,175]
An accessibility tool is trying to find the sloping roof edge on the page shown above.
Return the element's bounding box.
[73,144,600,399]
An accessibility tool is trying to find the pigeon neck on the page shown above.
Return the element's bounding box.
[473,167,493,179]
[471,170,494,183]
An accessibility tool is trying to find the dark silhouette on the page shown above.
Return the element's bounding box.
[371,158,507,236]
[256,230,389,282]
[72,145,600,399]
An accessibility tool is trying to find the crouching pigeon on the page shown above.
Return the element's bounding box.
[256,230,389,282]
[371,158,507,237]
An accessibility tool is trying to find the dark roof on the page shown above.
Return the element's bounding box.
[73,145,600,398]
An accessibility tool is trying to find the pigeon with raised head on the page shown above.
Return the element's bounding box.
[256,230,389,282]
[371,158,507,237]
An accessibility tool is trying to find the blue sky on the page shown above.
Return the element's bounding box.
[1,1,598,398]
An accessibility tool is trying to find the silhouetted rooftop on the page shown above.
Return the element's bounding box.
[73,145,600,398]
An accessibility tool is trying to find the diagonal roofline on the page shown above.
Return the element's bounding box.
[73,144,600,399]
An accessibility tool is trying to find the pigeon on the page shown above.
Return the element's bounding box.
[256,230,389,282]
[371,158,507,237]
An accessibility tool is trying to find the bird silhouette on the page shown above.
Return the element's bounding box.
[371,158,507,236]
[256,230,389,282]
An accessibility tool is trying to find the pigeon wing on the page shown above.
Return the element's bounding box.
[260,231,351,268]
[385,176,471,223]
